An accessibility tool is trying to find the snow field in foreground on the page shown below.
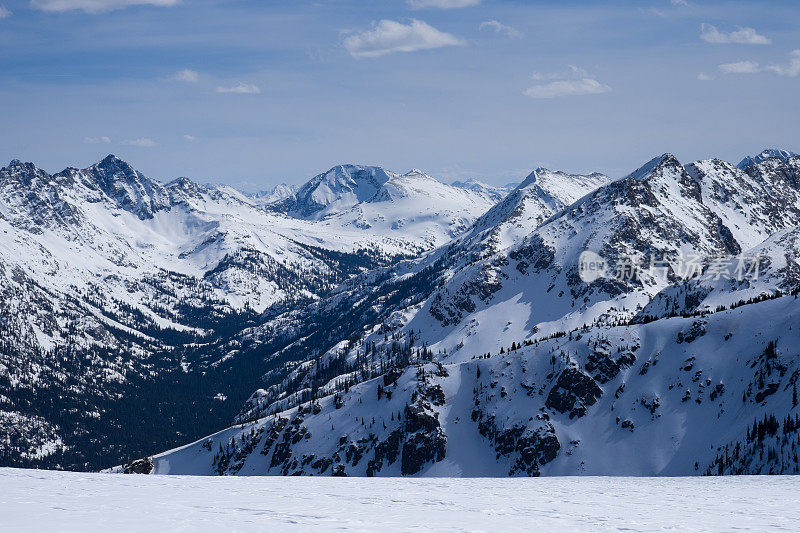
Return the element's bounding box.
[1,468,799,532]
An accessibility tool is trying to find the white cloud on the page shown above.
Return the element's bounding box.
[700,24,771,45]
[84,136,111,144]
[216,82,261,94]
[530,65,590,81]
[670,0,689,6]
[716,51,800,77]
[121,138,157,147]
[697,73,714,81]
[31,0,179,13]
[524,78,611,99]
[344,19,465,58]
[479,20,522,39]
[407,0,480,9]
[718,60,761,74]
[765,50,800,77]
[0,6,12,18]
[183,134,196,142]
[524,66,611,99]
[170,69,199,83]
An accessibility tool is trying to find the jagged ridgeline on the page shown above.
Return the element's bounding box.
[4,149,800,476]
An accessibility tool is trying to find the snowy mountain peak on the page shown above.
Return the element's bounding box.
[518,167,611,197]
[451,178,512,202]
[622,153,682,181]
[458,166,611,254]
[165,176,209,201]
[1,159,51,188]
[166,176,194,188]
[404,168,427,176]
[99,153,124,165]
[84,155,169,219]
[269,164,396,220]
[93,154,142,180]
[248,183,298,205]
[737,148,798,170]
[3,159,39,174]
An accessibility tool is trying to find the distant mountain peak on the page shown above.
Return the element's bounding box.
[3,159,41,175]
[737,148,798,170]
[622,153,681,182]
[249,183,298,205]
[268,164,396,220]
[84,155,168,219]
[518,167,610,193]
[97,153,136,170]
[404,168,426,176]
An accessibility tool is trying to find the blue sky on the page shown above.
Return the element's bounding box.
[1,0,798,188]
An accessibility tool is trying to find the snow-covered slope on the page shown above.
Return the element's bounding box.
[151,292,800,477]
[6,468,800,532]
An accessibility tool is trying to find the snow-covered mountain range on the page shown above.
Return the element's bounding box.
[4,149,800,477]
[0,156,498,469]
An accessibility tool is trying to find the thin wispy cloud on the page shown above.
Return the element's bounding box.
[84,136,111,144]
[0,6,11,18]
[717,51,800,77]
[121,138,158,147]
[183,134,197,142]
[766,50,800,77]
[697,73,714,81]
[170,69,199,83]
[524,66,611,99]
[670,0,689,6]
[718,60,761,74]
[344,19,465,59]
[216,82,261,94]
[645,8,666,17]
[407,0,480,9]
[700,24,771,45]
[30,0,179,13]
[479,20,522,39]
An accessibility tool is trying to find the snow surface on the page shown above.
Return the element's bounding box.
[2,467,799,532]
